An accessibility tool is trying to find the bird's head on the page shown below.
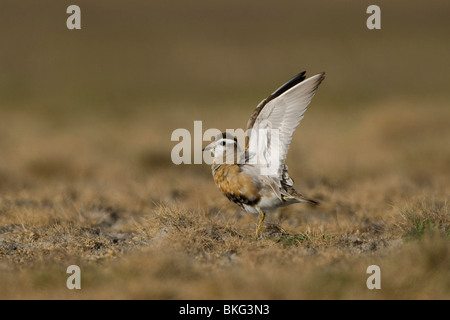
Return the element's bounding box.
[203,132,241,164]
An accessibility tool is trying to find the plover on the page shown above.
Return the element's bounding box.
[203,71,325,238]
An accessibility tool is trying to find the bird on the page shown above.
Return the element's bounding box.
[203,71,325,238]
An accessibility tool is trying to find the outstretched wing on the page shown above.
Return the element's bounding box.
[246,71,325,181]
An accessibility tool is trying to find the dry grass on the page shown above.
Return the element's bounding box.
[1,100,449,299]
[0,0,449,299]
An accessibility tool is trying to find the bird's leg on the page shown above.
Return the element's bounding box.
[255,206,265,239]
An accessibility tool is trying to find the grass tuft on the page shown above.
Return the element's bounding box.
[399,199,450,240]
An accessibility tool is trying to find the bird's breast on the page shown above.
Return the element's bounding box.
[213,164,261,207]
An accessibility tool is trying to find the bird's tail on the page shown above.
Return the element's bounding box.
[283,186,320,206]
[298,196,320,206]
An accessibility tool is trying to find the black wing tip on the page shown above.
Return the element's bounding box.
[317,72,326,82]
[269,71,307,101]
[247,70,325,130]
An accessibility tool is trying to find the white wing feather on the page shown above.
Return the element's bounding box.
[247,73,325,180]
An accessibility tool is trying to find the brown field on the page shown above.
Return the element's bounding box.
[0,0,449,299]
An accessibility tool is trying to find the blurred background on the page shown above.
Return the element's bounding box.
[0,0,449,299]
[1,0,449,171]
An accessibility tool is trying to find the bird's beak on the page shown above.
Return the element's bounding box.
[202,142,214,152]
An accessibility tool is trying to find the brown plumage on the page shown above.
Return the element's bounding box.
[213,164,261,208]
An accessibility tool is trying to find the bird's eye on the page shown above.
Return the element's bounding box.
[221,141,226,146]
